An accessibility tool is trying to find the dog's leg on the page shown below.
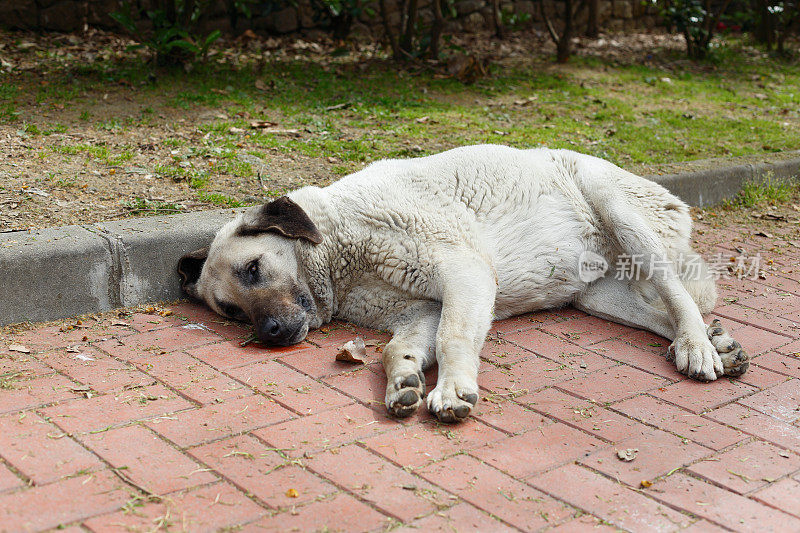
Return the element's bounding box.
[576,276,749,377]
[584,191,727,381]
[382,301,440,418]
[425,257,497,423]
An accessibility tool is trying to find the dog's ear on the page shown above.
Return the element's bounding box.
[177,247,209,299]
[237,196,323,244]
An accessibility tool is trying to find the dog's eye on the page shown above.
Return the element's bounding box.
[246,260,259,283]
[298,294,311,310]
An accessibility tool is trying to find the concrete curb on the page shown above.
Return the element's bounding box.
[2,155,799,326]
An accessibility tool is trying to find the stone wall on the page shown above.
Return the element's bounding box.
[1,0,661,36]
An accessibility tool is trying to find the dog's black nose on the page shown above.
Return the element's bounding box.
[258,318,284,343]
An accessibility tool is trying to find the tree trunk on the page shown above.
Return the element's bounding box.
[493,0,506,38]
[399,0,419,55]
[379,0,401,59]
[431,0,444,58]
[586,0,598,38]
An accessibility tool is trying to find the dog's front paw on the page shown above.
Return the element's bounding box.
[426,376,478,423]
[667,331,722,381]
[385,371,426,418]
[707,319,749,377]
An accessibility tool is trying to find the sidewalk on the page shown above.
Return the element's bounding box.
[0,214,798,532]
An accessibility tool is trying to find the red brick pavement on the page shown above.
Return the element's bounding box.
[0,218,799,532]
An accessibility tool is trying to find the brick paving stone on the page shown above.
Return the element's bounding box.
[479,352,612,396]
[363,419,506,469]
[188,339,311,370]
[737,378,800,423]
[776,339,800,356]
[83,481,266,532]
[546,514,621,532]
[471,421,606,478]
[650,377,758,414]
[0,348,55,377]
[278,343,383,378]
[135,351,251,405]
[392,502,519,533]
[613,394,744,450]
[589,338,680,379]
[418,454,573,531]
[254,403,401,458]
[715,304,799,337]
[229,359,353,415]
[579,427,712,487]
[0,411,104,485]
[170,302,254,340]
[522,387,649,443]
[479,338,534,366]
[615,328,670,354]
[486,314,540,335]
[41,383,193,434]
[530,463,692,531]
[471,397,551,435]
[538,315,634,347]
[501,327,611,364]
[558,365,671,403]
[649,473,800,531]
[38,345,155,393]
[321,364,386,408]
[95,325,225,362]
[736,293,800,323]
[242,492,390,532]
[726,323,795,356]
[0,373,78,415]
[307,444,445,522]
[11,321,131,353]
[0,462,25,493]
[752,477,800,518]
[0,470,129,531]
[124,311,184,333]
[735,361,789,390]
[304,321,391,348]
[81,425,218,495]
[146,395,294,448]
[754,351,800,378]
[681,520,730,533]
[687,439,800,495]
[705,403,800,450]
[188,434,335,508]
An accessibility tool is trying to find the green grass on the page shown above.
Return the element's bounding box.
[725,176,799,208]
[52,144,134,166]
[122,197,185,215]
[8,34,800,179]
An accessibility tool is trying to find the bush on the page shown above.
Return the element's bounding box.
[112,0,249,66]
[654,0,734,59]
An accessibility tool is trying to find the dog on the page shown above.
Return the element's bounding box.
[178,145,749,423]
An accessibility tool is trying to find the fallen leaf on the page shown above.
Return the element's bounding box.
[617,448,639,462]
[755,231,773,238]
[336,336,367,364]
[8,344,30,354]
[640,480,653,488]
[286,488,299,498]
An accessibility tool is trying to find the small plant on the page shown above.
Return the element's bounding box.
[111,1,226,66]
[653,0,733,59]
[123,197,185,215]
[499,9,532,31]
[726,176,798,208]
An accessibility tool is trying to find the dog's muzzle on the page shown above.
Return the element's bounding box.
[256,316,307,346]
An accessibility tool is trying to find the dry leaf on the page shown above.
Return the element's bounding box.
[286,488,299,498]
[8,344,30,354]
[640,480,653,488]
[335,336,367,364]
[617,448,639,462]
[755,231,773,238]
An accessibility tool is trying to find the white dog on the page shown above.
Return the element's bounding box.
[178,145,748,422]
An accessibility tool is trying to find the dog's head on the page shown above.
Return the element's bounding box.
[178,196,324,346]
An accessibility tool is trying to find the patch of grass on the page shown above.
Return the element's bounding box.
[725,176,799,208]
[0,84,20,122]
[122,197,185,215]
[197,192,244,207]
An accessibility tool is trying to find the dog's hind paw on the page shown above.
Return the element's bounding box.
[426,376,478,423]
[707,319,750,377]
[385,371,426,418]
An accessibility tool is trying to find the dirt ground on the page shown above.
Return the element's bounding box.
[0,28,797,232]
